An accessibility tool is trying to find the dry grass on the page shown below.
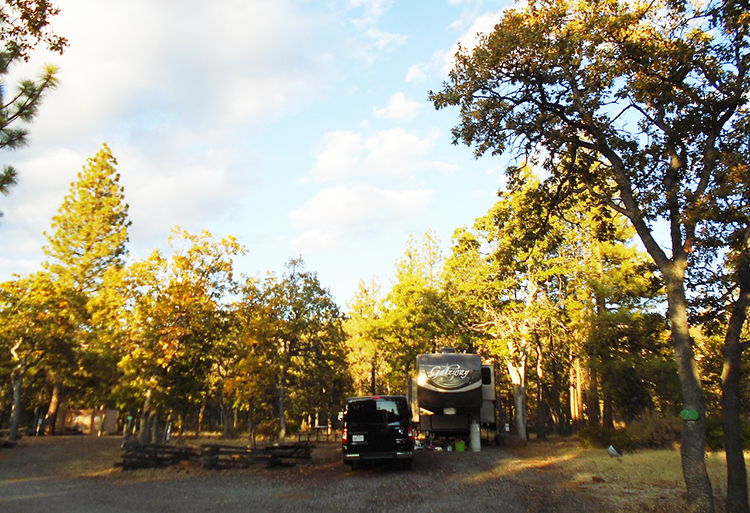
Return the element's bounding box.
[504,436,749,512]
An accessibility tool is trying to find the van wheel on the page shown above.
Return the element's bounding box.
[401,459,413,470]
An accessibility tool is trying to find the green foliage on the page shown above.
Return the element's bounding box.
[0,1,68,60]
[36,144,131,407]
[344,277,386,395]
[118,228,244,414]
[44,143,131,294]
[578,413,683,451]
[0,56,58,209]
[578,427,633,451]
[0,271,76,440]
[431,1,748,505]
[704,416,750,452]
[374,232,458,392]
[235,257,349,436]
[0,0,65,206]
[626,412,683,450]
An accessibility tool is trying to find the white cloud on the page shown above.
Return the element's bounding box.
[309,131,365,183]
[373,92,423,120]
[365,28,407,51]
[14,0,334,147]
[0,147,89,276]
[309,128,451,183]
[289,185,433,252]
[406,63,428,82]
[345,0,405,56]
[441,11,502,74]
[348,0,393,21]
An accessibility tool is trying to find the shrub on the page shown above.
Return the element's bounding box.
[625,411,682,449]
[578,426,634,451]
[705,416,750,451]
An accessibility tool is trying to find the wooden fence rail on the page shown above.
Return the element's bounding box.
[117,441,314,470]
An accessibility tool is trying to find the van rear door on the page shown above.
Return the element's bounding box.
[346,398,408,453]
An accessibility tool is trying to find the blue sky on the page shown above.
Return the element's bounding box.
[0,0,515,308]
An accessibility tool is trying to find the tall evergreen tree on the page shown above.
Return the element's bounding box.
[40,143,130,429]
[43,143,130,294]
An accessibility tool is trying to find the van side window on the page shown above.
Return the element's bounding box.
[481,367,492,385]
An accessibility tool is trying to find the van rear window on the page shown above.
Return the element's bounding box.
[347,399,408,425]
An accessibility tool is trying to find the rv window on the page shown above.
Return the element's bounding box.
[347,399,408,425]
[481,367,492,385]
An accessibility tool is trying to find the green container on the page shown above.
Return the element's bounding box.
[454,441,465,452]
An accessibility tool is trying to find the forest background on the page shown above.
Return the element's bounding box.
[0,2,748,513]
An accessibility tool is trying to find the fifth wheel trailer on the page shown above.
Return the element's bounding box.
[413,349,496,439]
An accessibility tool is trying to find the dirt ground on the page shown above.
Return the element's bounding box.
[0,435,602,513]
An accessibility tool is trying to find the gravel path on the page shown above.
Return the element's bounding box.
[0,436,599,513]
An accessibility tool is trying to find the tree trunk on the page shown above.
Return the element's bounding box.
[42,379,62,435]
[570,356,584,432]
[370,356,377,395]
[149,409,159,443]
[0,388,8,433]
[550,349,569,435]
[219,385,232,439]
[196,396,206,437]
[722,267,750,513]
[602,386,614,430]
[512,384,527,440]
[123,409,135,442]
[138,390,152,444]
[507,342,528,440]
[535,337,546,439]
[585,365,600,428]
[664,269,714,513]
[177,413,185,440]
[278,367,287,444]
[248,406,256,449]
[8,366,26,444]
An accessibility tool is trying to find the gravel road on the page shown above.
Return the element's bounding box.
[0,436,598,513]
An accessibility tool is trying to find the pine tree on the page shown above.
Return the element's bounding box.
[43,143,130,294]
[0,0,66,213]
[40,143,130,430]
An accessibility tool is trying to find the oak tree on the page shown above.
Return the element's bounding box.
[430,1,747,509]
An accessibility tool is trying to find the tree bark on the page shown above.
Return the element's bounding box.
[370,357,377,395]
[278,367,287,444]
[722,255,750,513]
[550,349,568,435]
[570,356,584,432]
[42,379,62,435]
[196,396,206,437]
[585,365,600,428]
[664,268,714,513]
[149,409,159,443]
[219,385,232,439]
[507,357,527,440]
[123,410,135,442]
[512,384,527,440]
[8,366,26,444]
[138,390,152,444]
[535,337,546,439]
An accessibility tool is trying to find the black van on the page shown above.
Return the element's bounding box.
[341,395,414,470]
